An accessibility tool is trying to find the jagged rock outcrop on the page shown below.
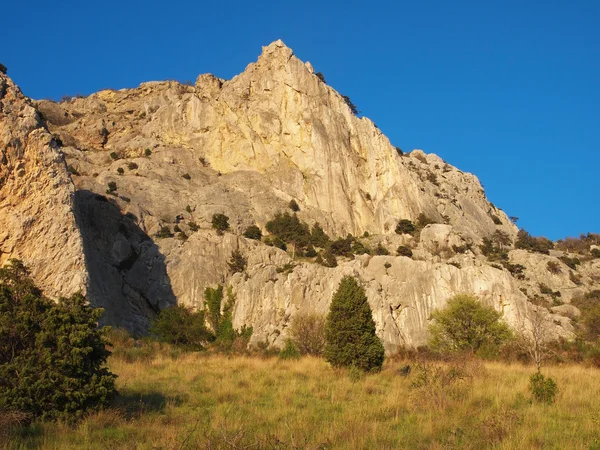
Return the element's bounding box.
[0,74,87,297]
[2,40,597,347]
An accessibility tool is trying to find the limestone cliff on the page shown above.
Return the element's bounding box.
[2,40,597,349]
[0,73,87,297]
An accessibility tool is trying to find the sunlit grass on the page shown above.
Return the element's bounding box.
[5,351,600,449]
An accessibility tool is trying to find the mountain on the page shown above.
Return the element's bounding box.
[1,40,598,350]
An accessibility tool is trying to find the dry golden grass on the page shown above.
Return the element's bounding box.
[5,350,600,449]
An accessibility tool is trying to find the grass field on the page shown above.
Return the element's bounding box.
[4,346,600,449]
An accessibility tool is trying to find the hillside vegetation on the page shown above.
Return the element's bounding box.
[3,341,600,449]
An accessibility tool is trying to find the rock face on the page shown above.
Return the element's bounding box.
[3,40,598,348]
[0,74,87,297]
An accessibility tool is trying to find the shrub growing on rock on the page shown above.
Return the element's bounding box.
[325,276,385,372]
[515,229,554,254]
[395,219,416,235]
[212,213,230,235]
[0,260,116,420]
[289,199,300,212]
[243,225,262,240]
[397,245,413,257]
[227,250,247,273]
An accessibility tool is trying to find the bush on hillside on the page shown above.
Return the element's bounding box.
[289,312,326,356]
[0,260,116,420]
[395,219,415,235]
[428,294,513,357]
[310,222,330,248]
[150,305,213,351]
[515,229,554,254]
[243,225,262,240]
[289,199,300,212]
[397,245,413,257]
[211,213,230,235]
[265,212,311,251]
[204,286,252,351]
[325,276,385,372]
[227,250,247,273]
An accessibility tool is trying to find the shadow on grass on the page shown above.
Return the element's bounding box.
[111,391,186,419]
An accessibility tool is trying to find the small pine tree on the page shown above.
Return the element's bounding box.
[325,276,385,372]
[228,250,247,273]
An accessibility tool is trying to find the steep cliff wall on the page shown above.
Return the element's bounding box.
[1,40,594,347]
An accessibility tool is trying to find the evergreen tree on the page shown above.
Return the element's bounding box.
[325,276,384,372]
[0,260,116,420]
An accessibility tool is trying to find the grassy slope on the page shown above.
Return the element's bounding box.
[6,350,600,449]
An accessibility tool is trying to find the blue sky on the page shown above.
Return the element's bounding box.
[2,1,598,240]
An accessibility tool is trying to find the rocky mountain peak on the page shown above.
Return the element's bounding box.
[2,42,597,350]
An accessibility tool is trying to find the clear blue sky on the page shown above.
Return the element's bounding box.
[3,1,598,240]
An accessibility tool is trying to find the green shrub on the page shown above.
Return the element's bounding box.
[529,372,558,404]
[156,226,172,238]
[106,181,117,194]
[150,305,213,350]
[264,235,287,250]
[559,255,580,270]
[144,148,152,156]
[325,276,384,372]
[278,339,301,360]
[204,286,252,351]
[127,162,138,170]
[188,221,199,232]
[515,229,554,254]
[243,225,262,240]
[317,250,337,268]
[266,212,311,250]
[428,294,513,356]
[228,250,247,273]
[329,237,353,257]
[592,248,600,258]
[173,225,182,233]
[185,205,192,214]
[289,199,300,212]
[309,223,330,248]
[117,167,124,175]
[212,213,230,235]
[351,240,371,255]
[305,245,317,257]
[374,243,390,256]
[181,173,191,180]
[109,151,120,160]
[491,215,502,225]
[0,260,116,420]
[0,63,7,74]
[397,245,413,257]
[67,165,79,176]
[395,219,415,235]
[289,313,326,356]
[315,72,326,83]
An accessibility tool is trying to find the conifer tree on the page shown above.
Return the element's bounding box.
[325,276,384,371]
